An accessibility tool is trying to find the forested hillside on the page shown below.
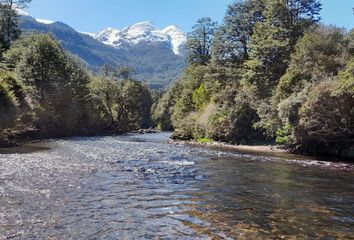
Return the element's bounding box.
[153,0,354,159]
[0,0,153,146]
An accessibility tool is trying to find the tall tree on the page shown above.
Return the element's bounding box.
[0,0,32,50]
[212,0,265,65]
[5,34,92,135]
[243,0,321,98]
[187,17,218,65]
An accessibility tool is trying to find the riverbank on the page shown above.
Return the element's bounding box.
[171,139,354,163]
[171,140,354,171]
[170,129,354,161]
[0,128,160,150]
[171,139,300,157]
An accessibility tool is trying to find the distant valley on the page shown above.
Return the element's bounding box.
[17,10,187,89]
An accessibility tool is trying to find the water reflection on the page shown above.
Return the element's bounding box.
[0,133,353,239]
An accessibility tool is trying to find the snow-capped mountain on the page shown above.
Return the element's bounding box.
[16,8,187,56]
[17,9,187,88]
[92,21,187,55]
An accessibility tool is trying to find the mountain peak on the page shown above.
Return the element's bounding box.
[94,22,186,55]
[163,25,182,32]
[19,12,186,88]
[129,21,155,29]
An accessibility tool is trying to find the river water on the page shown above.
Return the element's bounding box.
[0,133,353,239]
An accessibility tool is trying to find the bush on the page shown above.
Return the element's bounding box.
[296,78,354,156]
[0,79,17,130]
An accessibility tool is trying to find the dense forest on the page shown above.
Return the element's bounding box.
[153,0,354,159]
[0,0,153,146]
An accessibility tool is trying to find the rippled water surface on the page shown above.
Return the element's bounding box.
[0,133,353,239]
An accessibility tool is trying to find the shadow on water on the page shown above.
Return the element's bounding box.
[0,143,51,154]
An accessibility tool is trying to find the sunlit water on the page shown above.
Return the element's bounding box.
[0,133,353,239]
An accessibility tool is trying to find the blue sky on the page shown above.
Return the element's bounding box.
[26,0,354,33]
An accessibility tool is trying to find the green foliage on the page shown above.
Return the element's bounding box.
[152,82,182,130]
[196,137,213,144]
[89,77,153,131]
[0,72,17,130]
[0,4,20,50]
[119,80,153,130]
[275,26,347,102]
[187,17,218,65]
[0,1,156,143]
[4,34,93,136]
[171,65,208,129]
[211,0,265,65]
[335,58,354,95]
[0,31,154,140]
[256,25,347,139]
[154,0,354,158]
[276,123,292,145]
[243,0,321,98]
[89,77,121,128]
[192,83,210,111]
[297,79,353,153]
[0,0,32,49]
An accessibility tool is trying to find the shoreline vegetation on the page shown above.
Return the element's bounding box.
[170,130,354,161]
[152,0,354,160]
[1,1,154,148]
[171,139,354,171]
[168,124,354,161]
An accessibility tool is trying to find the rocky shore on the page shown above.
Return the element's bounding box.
[171,139,290,155]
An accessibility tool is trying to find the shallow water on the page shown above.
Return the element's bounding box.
[0,133,353,239]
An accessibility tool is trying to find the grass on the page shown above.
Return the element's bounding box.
[196,137,214,144]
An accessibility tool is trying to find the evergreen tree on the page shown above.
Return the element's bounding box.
[243,0,321,98]
[187,17,218,65]
[212,0,265,65]
[0,0,32,50]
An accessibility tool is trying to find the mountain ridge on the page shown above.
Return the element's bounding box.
[16,9,187,89]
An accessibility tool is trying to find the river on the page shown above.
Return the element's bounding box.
[0,133,353,239]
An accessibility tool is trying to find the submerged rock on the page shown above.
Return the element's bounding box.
[136,128,160,134]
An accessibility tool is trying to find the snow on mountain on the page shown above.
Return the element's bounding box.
[14,6,186,56]
[18,10,186,87]
[15,7,29,16]
[35,18,55,25]
[14,7,55,25]
[93,21,187,55]
[162,25,187,55]
[79,31,96,38]
[95,27,122,45]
